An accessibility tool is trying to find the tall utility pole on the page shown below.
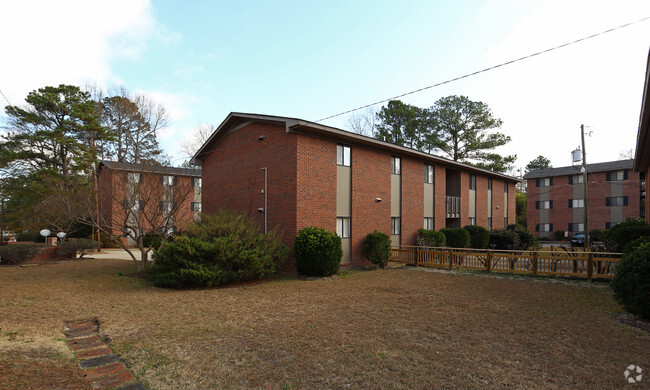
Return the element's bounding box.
[581,124,590,251]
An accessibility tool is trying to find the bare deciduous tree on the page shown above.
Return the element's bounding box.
[179,123,215,159]
[345,107,376,137]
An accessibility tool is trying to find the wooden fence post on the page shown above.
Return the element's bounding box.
[532,251,538,278]
[414,247,419,268]
[486,251,492,273]
[587,253,593,282]
[448,250,453,270]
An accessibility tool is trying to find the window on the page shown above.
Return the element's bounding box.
[468,217,476,226]
[606,196,628,207]
[391,217,400,235]
[488,178,492,190]
[336,217,350,238]
[568,223,585,233]
[536,223,553,232]
[127,172,140,183]
[569,175,583,184]
[160,201,173,212]
[424,164,434,184]
[487,217,492,230]
[162,175,175,186]
[606,170,627,181]
[424,217,434,230]
[191,202,202,212]
[536,178,553,187]
[568,199,584,208]
[535,200,553,210]
[193,178,202,187]
[130,200,142,211]
[337,145,351,166]
[469,175,476,190]
[391,157,401,175]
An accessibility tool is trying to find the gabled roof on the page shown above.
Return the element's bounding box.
[523,159,633,179]
[98,161,202,177]
[634,48,650,172]
[192,112,519,182]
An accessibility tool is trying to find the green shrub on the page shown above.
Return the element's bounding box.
[57,239,99,258]
[142,232,164,249]
[610,244,650,319]
[0,244,45,265]
[294,227,342,277]
[489,228,520,250]
[16,231,42,242]
[364,230,392,268]
[589,229,605,242]
[463,225,489,249]
[553,230,566,241]
[603,219,650,253]
[440,228,470,249]
[416,229,446,247]
[507,224,538,250]
[146,212,288,288]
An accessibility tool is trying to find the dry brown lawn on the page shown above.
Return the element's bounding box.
[0,258,648,389]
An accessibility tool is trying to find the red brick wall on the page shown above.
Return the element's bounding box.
[296,135,336,232]
[202,123,298,254]
[492,179,505,228]
[350,146,391,263]
[507,182,516,226]
[401,156,424,246]
[460,172,469,225]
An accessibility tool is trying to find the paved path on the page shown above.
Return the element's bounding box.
[85,249,149,261]
[65,319,145,390]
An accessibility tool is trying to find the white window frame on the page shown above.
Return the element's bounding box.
[193,178,202,187]
[425,164,434,184]
[337,145,351,166]
[161,201,173,212]
[162,175,175,186]
[391,217,401,235]
[571,199,584,208]
[538,223,551,232]
[391,157,401,175]
[424,217,434,230]
[191,202,202,212]
[127,172,140,184]
[539,178,551,187]
[538,200,551,209]
[468,217,476,226]
[336,217,350,238]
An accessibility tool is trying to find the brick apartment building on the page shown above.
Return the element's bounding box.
[97,161,202,245]
[634,49,650,220]
[192,113,518,266]
[523,159,644,239]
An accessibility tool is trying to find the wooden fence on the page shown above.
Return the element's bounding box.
[390,246,622,281]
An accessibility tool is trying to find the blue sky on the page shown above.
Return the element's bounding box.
[2,0,650,173]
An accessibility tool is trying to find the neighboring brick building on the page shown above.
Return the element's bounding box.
[192,113,518,267]
[97,161,202,246]
[523,159,644,239]
[634,49,650,220]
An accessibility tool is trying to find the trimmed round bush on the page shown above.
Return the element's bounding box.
[294,227,343,277]
[507,224,538,250]
[440,228,470,249]
[610,244,650,319]
[489,228,520,250]
[0,244,45,264]
[416,229,446,247]
[146,212,288,288]
[57,239,99,258]
[603,219,650,253]
[463,225,489,249]
[553,230,566,241]
[364,230,392,268]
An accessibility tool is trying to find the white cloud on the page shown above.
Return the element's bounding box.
[0,0,166,106]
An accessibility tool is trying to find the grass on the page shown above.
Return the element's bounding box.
[0,258,648,389]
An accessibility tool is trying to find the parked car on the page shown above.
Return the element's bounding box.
[571,233,586,247]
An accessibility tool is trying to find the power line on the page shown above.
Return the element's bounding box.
[0,87,11,107]
[316,15,650,123]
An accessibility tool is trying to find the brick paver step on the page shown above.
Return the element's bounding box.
[118,383,147,390]
[84,362,128,380]
[77,347,113,359]
[79,354,121,369]
[92,370,135,390]
[67,335,101,347]
[65,327,98,338]
[69,341,107,351]
[67,321,98,329]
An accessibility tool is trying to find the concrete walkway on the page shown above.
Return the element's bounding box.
[85,248,150,261]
